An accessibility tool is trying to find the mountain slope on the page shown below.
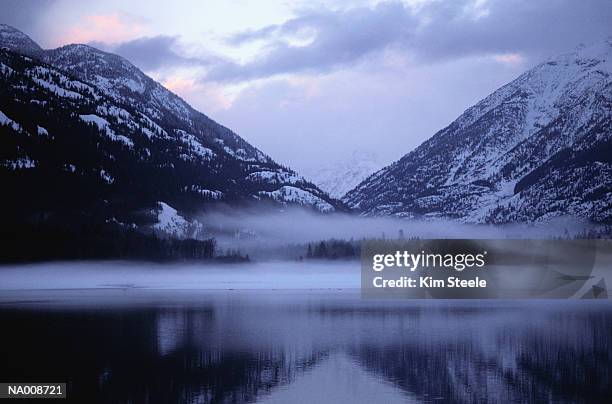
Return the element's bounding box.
[344,40,612,223]
[0,24,43,58]
[0,25,340,233]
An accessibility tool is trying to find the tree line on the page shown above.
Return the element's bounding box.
[305,239,359,260]
[1,223,216,263]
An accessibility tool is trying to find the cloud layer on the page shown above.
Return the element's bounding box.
[202,0,612,82]
[111,36,208,71]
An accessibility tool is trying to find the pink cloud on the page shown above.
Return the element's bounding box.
[55,13,146,46]
[161,76,235,111]
[162,76,195,94]
[493,53,525,66]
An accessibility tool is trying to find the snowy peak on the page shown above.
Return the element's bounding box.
[307,151,383,199]
[449,38,612,153]
[554,38,612,70]
[0,24,43,57]
[45,44,151,96]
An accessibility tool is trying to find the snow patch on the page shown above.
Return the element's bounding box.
[2,157,36,169]
[36,125,48,136]
[246,170,302,184]
[118,77,145,93]
[99,169,114,184]
[0,109,21,131]
[96,105,132,120]
[259,186,334,212]
[185,185,223,200]
[0,62,14,75]
[32,77,83,99]
[153,202,190,238]
[176,130,215,160]
[80,114,134,147]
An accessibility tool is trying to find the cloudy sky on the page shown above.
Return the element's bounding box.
[2,0,612,174]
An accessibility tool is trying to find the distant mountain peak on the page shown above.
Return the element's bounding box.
[307,150,383,199]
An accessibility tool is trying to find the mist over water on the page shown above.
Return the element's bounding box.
[196,207,597,256]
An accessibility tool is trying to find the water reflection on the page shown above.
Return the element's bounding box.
[0,291,610,403]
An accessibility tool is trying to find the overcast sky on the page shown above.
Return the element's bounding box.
[2,0,612,174]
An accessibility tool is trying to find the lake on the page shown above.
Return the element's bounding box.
[0,263,610,403]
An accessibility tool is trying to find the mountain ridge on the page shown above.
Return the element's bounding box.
[0,24,43,57]
[0,25,343,237]
[343,39,612,223]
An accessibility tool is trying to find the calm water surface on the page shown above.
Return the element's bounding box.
[0,290,610,404]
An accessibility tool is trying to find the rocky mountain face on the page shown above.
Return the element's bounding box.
[306,151,383,199]
[0,25,340,235]
[344,40,612,223]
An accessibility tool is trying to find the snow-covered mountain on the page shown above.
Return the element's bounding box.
[344,39,612,223]
[0,24,43,58]
[0,25,341,235]
[306,151,383,199]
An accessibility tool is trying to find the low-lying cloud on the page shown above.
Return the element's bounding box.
[197,206,592,249]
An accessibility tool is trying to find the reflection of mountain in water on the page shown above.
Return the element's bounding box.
[0,293,610,403]
[259,352,415,404]
[351,310,611,403]
[152,308,328,403]
[0,307,327,403]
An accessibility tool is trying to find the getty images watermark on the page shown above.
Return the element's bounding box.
[361,239,611,299]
